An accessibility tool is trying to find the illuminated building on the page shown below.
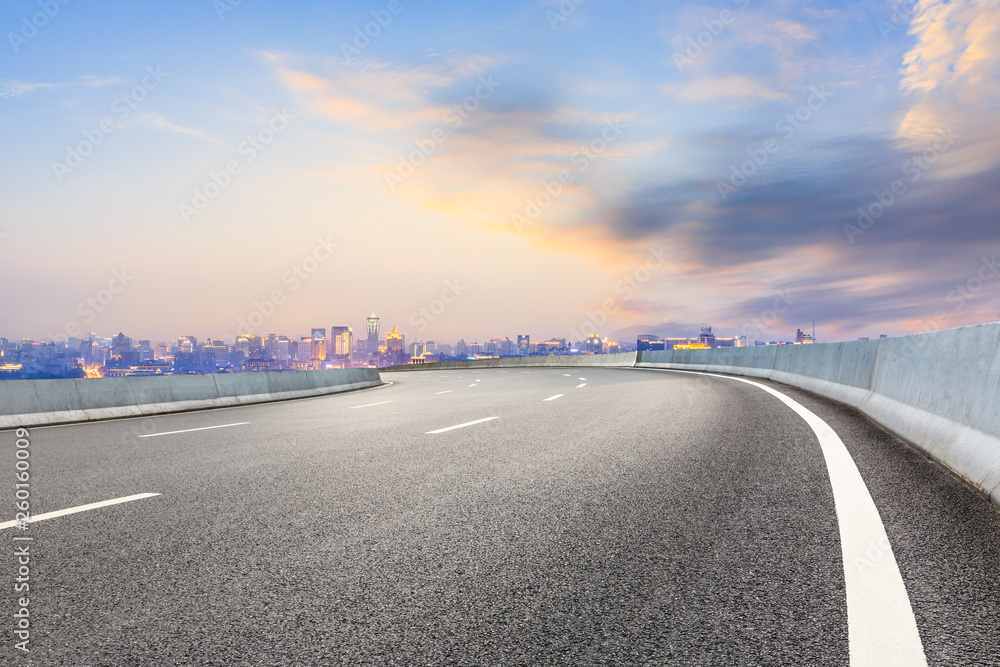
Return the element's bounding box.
[331,326,353,366]
[636,335,665,351]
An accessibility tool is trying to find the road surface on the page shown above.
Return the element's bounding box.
[4,368,999,665]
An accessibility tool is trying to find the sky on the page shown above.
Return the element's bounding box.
[1,0,998,345]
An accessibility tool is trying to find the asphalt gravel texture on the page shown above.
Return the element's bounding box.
[3,368,999,665]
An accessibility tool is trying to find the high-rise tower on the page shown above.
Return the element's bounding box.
[366,313,380,355]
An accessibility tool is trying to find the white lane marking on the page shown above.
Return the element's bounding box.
[544,394,565,402]
[435,390,455,395]
[648,368,927,666]
[351,401,393,409]
[426,417,499,434]
[138,422,248,438]
[0,493,161,531]
[576,383,587,388]
[578,377,587,381]
[563,374,572,377]
[476,379,482,382]
[468,384,478,388]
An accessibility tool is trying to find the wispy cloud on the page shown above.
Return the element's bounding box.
[897,0,1000,176]
[138,112,215,143]
[663,75,791,103]
[0,80,59,99]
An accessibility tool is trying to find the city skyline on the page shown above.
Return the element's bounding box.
[2,1,999,343]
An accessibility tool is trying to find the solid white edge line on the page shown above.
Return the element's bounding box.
[644,368,927,666]
[0,493,161,531]
[543,394,565,402]
[138,422,249,438]
[350,401,393,409]
[425,417,499,434]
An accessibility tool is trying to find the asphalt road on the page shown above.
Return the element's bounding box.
[3,368,999,666]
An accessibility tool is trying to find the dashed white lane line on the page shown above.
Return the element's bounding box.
[435,390,455,395]
[138,422,248,438]
[648,368,927,666]
[576,383,587,388]
[578,377,587,381]
[0,493,161,531]
[351,401,393,409]
[563,374,572,377]
[468,384,478,388]
[426,417,499,434]
[544,394,565,402]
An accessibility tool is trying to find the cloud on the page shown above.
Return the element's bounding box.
[0,80,59,99]
[139,112,215,142]
[78,75,126,87]
[569,133,1000,338]
[664,75,791,103]
[2,74,126,99]
[897,0,1000,176]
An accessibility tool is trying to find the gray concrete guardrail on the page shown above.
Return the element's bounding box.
[634,323,1000,506]
[381,352,639,371]
[0,368,382,428]
[386,324,1000,505]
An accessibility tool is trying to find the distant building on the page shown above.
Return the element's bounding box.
[698,327,716,348]
[331,326,353,366]
[366,313,380,356]
[795,329,814,344]
[517,335,530,356]
[636,335,665,351]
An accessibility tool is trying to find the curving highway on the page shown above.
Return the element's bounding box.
[4,368,1000,665]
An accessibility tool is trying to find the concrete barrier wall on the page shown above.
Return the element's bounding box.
[0,368,382,428]
[381,352,638,372]
[636,323,1000,505]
